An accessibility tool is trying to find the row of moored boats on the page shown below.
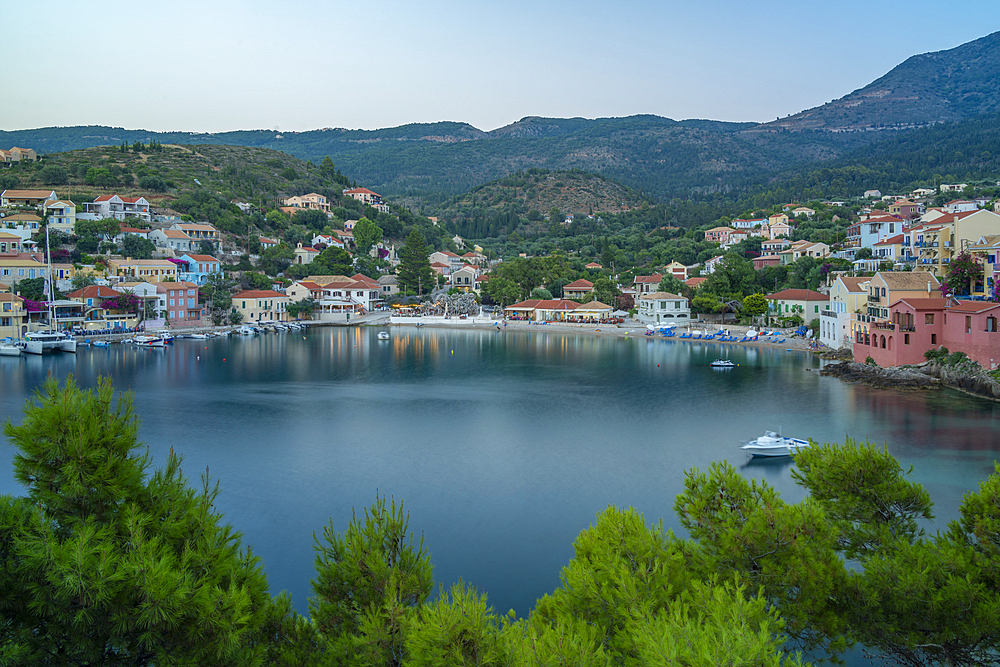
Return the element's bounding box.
[0,322,311,355]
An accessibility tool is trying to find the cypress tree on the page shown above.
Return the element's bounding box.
[397,230,434,295]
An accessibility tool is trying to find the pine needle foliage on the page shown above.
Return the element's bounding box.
[0,376,277,666]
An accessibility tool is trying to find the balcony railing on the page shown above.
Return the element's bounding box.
[899,325,916,332]
[873,322,895,331]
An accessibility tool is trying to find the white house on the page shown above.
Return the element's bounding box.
[637,291,691,325]
[84,195,152,222]
[149,229,195,253]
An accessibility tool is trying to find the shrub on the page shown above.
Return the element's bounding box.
[865,356,877,366]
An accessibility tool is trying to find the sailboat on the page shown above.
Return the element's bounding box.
[23,224,76,355]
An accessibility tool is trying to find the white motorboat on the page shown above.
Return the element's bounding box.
[93,340,110,348]
[190,333,209,339]
[24,330,77,355]
[132,335,166,348]
[741,431,810,458]
[237,325,256,336]
[0,340,23,356]
[377,331,390,340]
[709,359,736,368]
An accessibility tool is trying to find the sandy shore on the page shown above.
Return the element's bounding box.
[389,317,818,352]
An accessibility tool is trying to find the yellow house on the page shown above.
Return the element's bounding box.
[232,290,290,322]
[0,256,49,286]
[107,258,178,282]
[0,292,27,338]
[914,209,1000,277]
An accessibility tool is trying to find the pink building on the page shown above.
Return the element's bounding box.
[854,297,1000,369]
[753,255,781,269]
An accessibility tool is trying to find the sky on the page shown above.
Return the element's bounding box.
[2,1,997,134]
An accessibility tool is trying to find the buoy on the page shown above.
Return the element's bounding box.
[223,358,226,362]
[657,364,660,367]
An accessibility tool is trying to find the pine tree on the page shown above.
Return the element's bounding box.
[397,230,434,295]
[0,376,281,666]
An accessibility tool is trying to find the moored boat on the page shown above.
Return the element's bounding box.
[132,335,166,348]
[0,340,23,356]
[709,359,736,368]
[741,431,810,457]
[377,331,390,340]
[23,330,77,355]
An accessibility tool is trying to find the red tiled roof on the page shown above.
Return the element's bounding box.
[685,277,707,287]
[949,300,1000,313]
[767,289,827,301]
[233,290,285,299]
[66,285,121,299]
[563,279,594,290]
[184,254,220,263]
[634,274,663,283]
[874,235,905,246]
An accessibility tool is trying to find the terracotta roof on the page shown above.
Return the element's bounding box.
[837,277,869,292]
[430,262,449,268]
[259,237,278,244]
[563,279,594,290]
[767,289,827,301]
[892,297,953,311]
[153,281,199,290]
[532,299,578,311]
[1,189,56,198]
[634,274,663,284]
[876,271,940,290]
[575,300,613,310]
[162,230,192,239]
[233,290,286,299]
[874,234,905,246]
[67,285,122,299]
[641,291,684,300]
[119,226,149,234]
[295,281,323,290]
[343,187,381,196]
[685,277,707,287]
[184,254,220,263]
[585,262,602,268]
[0,292,23,302]
[295,246,319,253]
[349,274,381,289]
[948,300,1000,313]
[506,299,542,310]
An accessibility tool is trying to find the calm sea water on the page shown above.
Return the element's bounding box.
[1,326,999,621]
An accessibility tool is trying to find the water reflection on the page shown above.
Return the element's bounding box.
[1,326,998,623]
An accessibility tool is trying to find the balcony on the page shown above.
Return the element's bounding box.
[873,321,895,331]
[899,325,916,332]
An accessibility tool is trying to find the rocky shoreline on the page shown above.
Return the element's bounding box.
[821,359,1000,401]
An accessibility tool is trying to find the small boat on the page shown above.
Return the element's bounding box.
[741,431,810,458]
[161,333,174,344]
[709,359,736,368]
[377,331,390,340]
[190,333,209,339]
[132,335,166,348]
[93,340,110,348]
[0,340,23,357]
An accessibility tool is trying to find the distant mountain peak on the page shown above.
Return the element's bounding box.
[750,30,1000,133]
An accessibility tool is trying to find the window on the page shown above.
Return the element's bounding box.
[987,316,997,332]
[904,333,910,345]
[814,305,819,313]
[966,316,972,334]
[188,298,194,307]
[188,289,194,296]
[931,333,937,344]
[925,313,934,325]
[169,299,174,306]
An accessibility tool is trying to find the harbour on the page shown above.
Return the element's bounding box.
[1,324,999,621]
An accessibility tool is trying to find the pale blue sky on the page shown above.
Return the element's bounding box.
[2,0,996,133]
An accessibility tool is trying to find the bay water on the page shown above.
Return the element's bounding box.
[1,326,998,620]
